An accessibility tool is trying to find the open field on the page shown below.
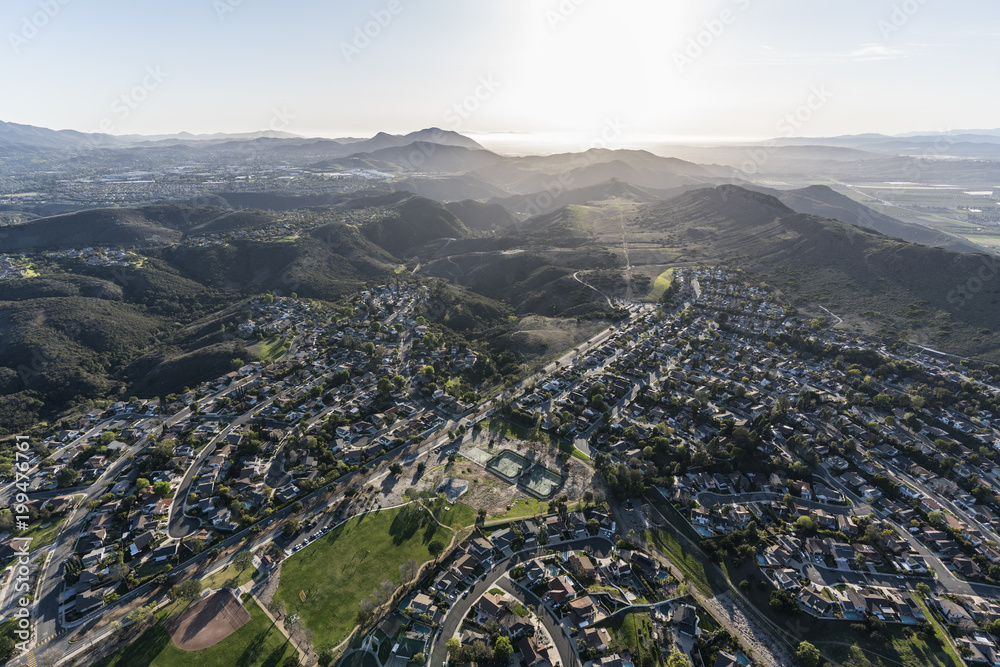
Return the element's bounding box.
[16,517,65,552]
[646,526,720,597]
[499,315,608,365]
[489,498,549,521]
[200,562,258,592]
[647,268,675,300]
[274,503,446,648]
[486,416,589,461]
[250,336,290,364]
[601,612,662,667]
[94,595,295,667]
[426,496,477,528]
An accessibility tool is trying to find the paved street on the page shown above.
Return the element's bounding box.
[428,537,612,667]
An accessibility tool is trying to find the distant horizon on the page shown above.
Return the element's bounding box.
[7,119,1000,156]
[3,1,999,142]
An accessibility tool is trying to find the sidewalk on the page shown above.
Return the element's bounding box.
[250,592,308,665]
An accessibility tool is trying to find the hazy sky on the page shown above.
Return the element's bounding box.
[2,0,998,143]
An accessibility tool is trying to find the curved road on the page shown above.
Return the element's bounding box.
[428,536,612,667]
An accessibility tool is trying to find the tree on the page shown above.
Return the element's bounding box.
[477,507,487,524]
[359,597,376,617]
[0,636,15,663]
[494,636,514,662]
[380,579,396,602]
[56,467,79,488]
[794,515,818,533]
[152,481,172,498]
[428,540,444,558]
[318,648,335,667]
[400,558,418,582]
[412,653,427,665]
[583,490,595,506]
[446,638,461,658]
[796,641,821,667]
[389,462,404,476]
[916,582,931,597]
[170,579,202,606]
[282,518,302,537]
[665,650,690,667]
[136,477,151,493]
[377,377,392,398]
[769,590,799,614]
[234,550,254,572]
[127,603,156,628]
[927,511,945,527]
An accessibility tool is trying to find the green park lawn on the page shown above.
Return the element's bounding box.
[251,336,290,364]
[274,503,447,648]
[94,596,295,667]
[200,562,258,592]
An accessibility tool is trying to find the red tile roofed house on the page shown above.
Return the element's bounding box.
[151,497,173,517]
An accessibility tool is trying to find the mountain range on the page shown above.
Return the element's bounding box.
[0,121,484,154]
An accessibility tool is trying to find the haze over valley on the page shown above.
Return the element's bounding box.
[4,3,1000,667]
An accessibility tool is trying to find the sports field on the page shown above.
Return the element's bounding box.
[485,450,530,483]
[519,465,565,499]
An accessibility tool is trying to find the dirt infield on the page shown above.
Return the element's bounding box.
[167,589,251,651]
